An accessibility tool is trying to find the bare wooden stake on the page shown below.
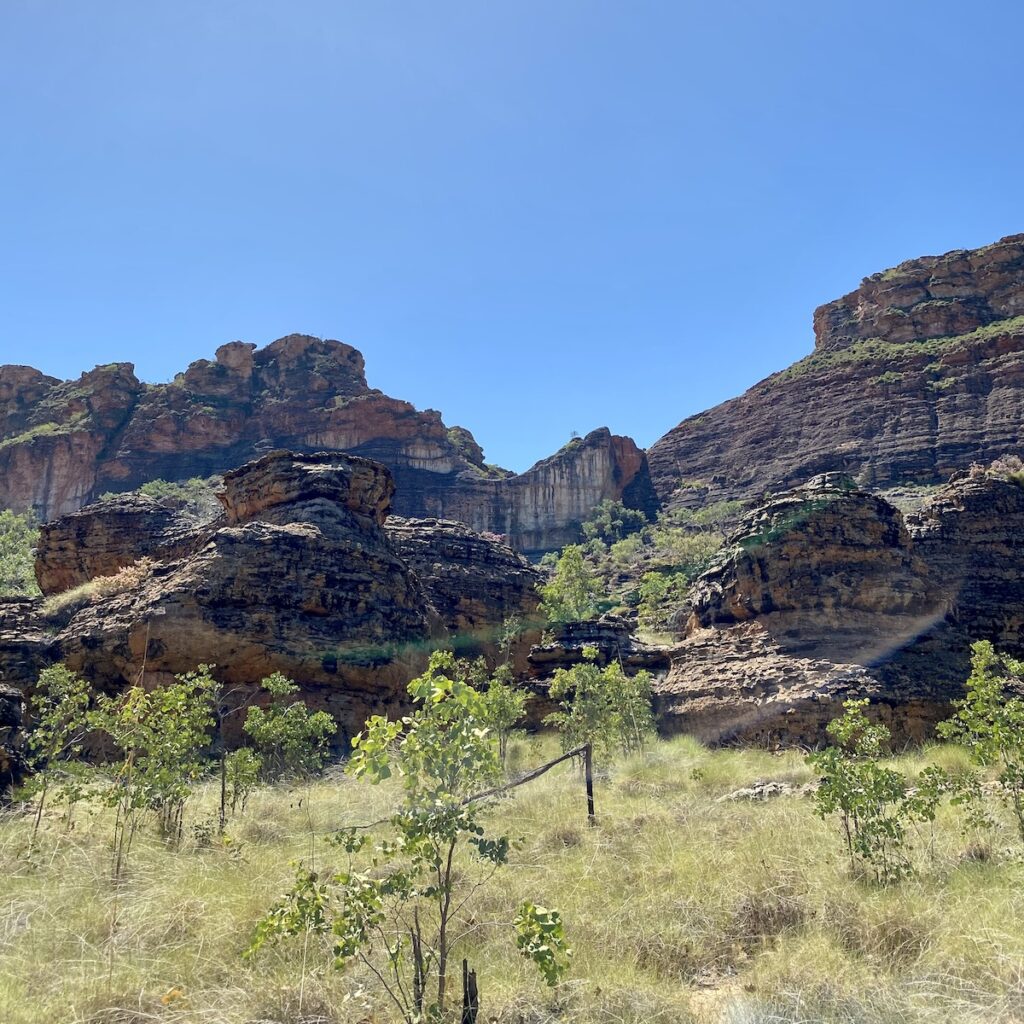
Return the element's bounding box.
[584,742,596,825]
[461,958,479,1024]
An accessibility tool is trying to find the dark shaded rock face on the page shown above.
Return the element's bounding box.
[0,683,26,798]
[0,336,653,554]
[7,452,545,740]
[527,615,671,677]
[656,469,1024,745]
[648,235,1024,509]
[689,474,940,663]
[907,467,1024,656]
[385,517,543,669]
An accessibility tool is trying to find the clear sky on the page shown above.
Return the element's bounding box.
[2,2,1023,472]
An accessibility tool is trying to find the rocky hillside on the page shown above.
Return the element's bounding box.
[648,234,1024,507]
[0,451,543,738]
[0,334,655,554]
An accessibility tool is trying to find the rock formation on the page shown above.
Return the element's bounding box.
[33,493,219,596]
[648,234,1024,508]
[5,451,545,739]
[0,335,654,553]
[385,517,543,669]
[655,467,1024,745]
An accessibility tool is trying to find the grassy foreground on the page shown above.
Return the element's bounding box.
[1,736,1023,1024]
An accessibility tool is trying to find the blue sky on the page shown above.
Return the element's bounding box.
[2,2,1023,472]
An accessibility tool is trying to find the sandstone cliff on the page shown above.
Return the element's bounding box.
[648,234,1024,508]
[2,451,545,738]
[655,467,1024,744]
[0,335,654,554]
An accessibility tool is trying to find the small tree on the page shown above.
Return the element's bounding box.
[0,509,41,598]
[809,699,943,884]
[21,664,93,838]
[938,640,1024,843]
[91,666,217,875]
[581,499,648,545]
[246,651,570,1020]
[546,648,654,765]
[539,545,601,623]
[225,748,263,816]
[243,672,335,782]
[480,663,528,767]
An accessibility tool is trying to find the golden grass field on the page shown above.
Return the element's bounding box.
[2,735,1023,1024]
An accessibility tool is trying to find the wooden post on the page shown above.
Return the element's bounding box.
[461,958,479,1024]
[584,742,596,826]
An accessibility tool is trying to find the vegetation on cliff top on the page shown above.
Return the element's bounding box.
[772,314,1024,385]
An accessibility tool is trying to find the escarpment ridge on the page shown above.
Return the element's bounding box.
[648,233,1024,508]
[0,335,653,554]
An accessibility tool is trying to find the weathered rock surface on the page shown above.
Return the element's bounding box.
[385,516,543,668]
[527,615,671,676]
[688,473,941,663]
[656,469,1024,744]
[0,336,654,553]
[0,682,26,798]
[50,452,444,737]
[7,452,546,739]
[34,494,218,596]
[907,464,1024,656]
[648,235,1024,508]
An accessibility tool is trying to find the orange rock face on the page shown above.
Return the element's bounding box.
[0,335,653,553]
[6,452,547,739]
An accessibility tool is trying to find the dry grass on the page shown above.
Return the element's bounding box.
[41,559,155,621]
[1,736,1023,1023]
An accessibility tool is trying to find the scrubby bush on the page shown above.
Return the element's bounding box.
[539,544,602,623]
[246,651,570,1020]
[243,672,335,782]
[582,499,648,545]
[938,639,1024,842]
[546,647,654,764]
[809,699,946,884]
[0,508,41,597]
[20,664,94,838]
[90,666,217,874]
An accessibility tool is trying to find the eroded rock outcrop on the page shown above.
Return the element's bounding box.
[648,235,1024,508]
[385,516,543,668]
[0,336,654,553]
[9,451,547,738]
[907,464,1024,656]
[34,494,218,596]
[657,469,1024,744]
[527,615,670,676]
[50,452,443,737]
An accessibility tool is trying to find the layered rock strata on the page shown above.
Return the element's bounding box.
[648,235,1024,508]
[385,516,543,668]
[34,493,219,596]
[0,336,654,553]
[8,451,545,740]
[656,469,1024,744]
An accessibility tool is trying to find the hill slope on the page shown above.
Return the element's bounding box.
[648,234,1024,507]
